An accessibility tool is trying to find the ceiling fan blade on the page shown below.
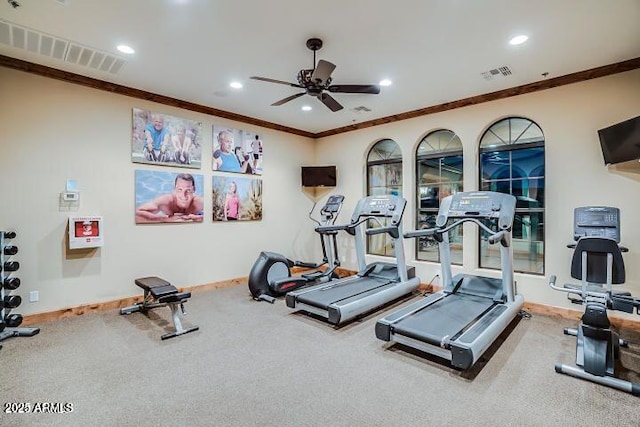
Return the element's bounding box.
[328,84,381,94]
[271,92,306,106]
[311,60,336,85]
[318,92,343,112]
[251,76,303,88]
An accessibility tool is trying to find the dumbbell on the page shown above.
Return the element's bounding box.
[3,261,19,272]
[2,295,21,309]
[3,246,18,256]
[3,231,16,239]
[3,277,20,290]
[5,313,22,328]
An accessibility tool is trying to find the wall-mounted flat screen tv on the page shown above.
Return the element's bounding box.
[301,166,337,187]
[598,115,640,165]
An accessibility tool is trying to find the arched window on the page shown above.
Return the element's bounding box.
[366,139,402,256]
[415,130,463,264]
[479,117,545,274]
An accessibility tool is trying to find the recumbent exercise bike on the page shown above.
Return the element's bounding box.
[549,206,640,396]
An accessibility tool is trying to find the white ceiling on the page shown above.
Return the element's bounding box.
[1,0,639,134]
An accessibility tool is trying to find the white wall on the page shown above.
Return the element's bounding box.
[2,67,639,318]
[315,69,640,312]
[0,68,317,315]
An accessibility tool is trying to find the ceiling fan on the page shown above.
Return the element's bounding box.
[250,38,380,112]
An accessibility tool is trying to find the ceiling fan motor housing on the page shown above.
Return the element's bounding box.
[298,69,332,88]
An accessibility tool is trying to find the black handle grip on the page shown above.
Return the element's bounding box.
[404,228,437,239]
[316,224,348,233]
[488,230,506,245]
[366,226,399,239]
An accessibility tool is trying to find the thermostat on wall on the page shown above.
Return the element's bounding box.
[62,192,79,201]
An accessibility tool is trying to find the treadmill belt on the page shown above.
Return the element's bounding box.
[392,294,494,346]
[297,277,391,309]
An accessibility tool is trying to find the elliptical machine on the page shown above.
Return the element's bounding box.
[549,206,640,396]
[248,195,344,303]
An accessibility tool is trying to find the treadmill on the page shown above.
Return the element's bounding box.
[285,194,420,325]
[375,191,524,369]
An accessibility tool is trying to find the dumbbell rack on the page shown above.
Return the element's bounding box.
[0,231,40,349]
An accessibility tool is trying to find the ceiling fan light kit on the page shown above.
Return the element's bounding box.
[251,38,380,112]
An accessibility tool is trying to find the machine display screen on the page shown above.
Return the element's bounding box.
[574,206,620,242]
[451,196,490,213]
[577,213,617,226]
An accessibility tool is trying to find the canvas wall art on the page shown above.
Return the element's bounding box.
[135,170,205,224]
[132,108,203,169]
[212,176,262,221]
[212,126,263,175]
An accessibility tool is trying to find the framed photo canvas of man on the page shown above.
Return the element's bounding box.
[212,126,263,175]
[132,108,203,169]
[135,170,205,224]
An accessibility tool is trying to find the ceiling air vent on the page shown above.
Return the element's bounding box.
[481,65,513,81]
[65,42,126,74]
[0,19,126,74]
[352,106,372,113]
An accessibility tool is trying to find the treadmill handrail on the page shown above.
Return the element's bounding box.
[365,225,399,239]
[316,224,349,233]
[317,215,383,235]
[405,218,508,245]
[405,228,439,239]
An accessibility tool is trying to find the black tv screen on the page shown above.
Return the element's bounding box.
[301,166,337,187]
[598,115,640,165]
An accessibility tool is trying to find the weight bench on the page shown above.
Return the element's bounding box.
[120,276,199,340]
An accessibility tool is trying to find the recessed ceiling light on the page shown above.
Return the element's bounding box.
[379,79,392,86]
[301,105,312,111]
[229,81,243,89]
[509,35,528,46]
[117,45,135,54]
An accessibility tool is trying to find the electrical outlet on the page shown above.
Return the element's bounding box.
[29,290,39,302]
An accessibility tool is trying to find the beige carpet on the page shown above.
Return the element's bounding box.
[1,284,638,426]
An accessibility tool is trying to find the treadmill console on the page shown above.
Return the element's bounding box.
[437,191,516,229]
[352,195,406,225]
[574,206,620,242]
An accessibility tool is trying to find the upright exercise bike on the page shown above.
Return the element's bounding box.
[248,195,344,303]
[549,206,640,396]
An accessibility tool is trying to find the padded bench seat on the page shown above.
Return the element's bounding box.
[135,276,177,297]
[121,276,199,340]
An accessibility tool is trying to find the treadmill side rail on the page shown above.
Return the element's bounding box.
[330,277,420,324]
[375,292,447,341]
[450,295,523,369]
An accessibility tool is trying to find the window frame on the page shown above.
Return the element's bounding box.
[415,129,464,264]
[478,117,545,275]
[366,139,402,257]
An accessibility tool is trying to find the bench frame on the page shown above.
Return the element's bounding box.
[120,276,199,340]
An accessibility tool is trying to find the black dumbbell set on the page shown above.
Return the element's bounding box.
[0,231,40,349]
